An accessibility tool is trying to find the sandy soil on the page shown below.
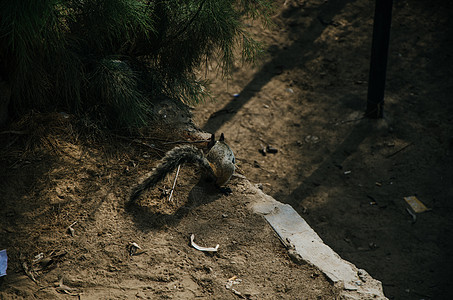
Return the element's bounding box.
[1,0,452,299]
[0,112,338,299]
[193,0,453,299]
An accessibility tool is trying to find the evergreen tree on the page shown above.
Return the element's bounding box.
[0,0,272,128]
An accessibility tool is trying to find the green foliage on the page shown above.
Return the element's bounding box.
[0,0,273,129]
[87,58,150,128]
[0,1,64,108]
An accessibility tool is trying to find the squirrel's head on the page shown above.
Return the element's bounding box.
[208,133,226,150]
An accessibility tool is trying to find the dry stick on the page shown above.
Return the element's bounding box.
[0,130,28,135]
[258,137,268,145]
[131,139,165,153]
[168,164,181,202]
[132,136,204,142]
[113,133,208,151]
[162,139,209,145]
[386,143,413,158]
[5,135,19,148]
[20,253,38,284]
[334,116,366,125]
[111,134,165,152]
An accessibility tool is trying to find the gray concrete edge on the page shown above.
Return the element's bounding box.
[244,180,388,300]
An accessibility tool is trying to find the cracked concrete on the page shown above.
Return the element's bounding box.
[248,182,388,300]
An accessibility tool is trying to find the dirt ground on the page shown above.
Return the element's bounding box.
[0,0,452,299]
[193,0,453,299]
[0,113,339,299]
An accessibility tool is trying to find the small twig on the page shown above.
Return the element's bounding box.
[54,277,79,296]
[114,133,186,153]
[4,135,19,148]
[167,0,208,43]
[258,137,268,145]
[231,288,245,299]
[20,254,38,284]
[0,130,28,135]
[67,221,77,236]
[111,133,163,151]
[130,136,173,142]
[386,143,413,158]
[333,116,366,125]
[168,164,181,202]
[124,136,208,144]
[162,139,209,145]
[128,139,164,152]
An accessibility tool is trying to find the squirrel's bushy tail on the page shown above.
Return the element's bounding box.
[129,145,214,204]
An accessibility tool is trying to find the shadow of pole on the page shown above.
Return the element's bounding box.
[203,0,350,133]
[283,119,371,207]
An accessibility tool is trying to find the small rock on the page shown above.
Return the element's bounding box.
[305,135,320,144]
[266,145,278,154]
[357,269,367,282]
[288,249,305,265]
[369,242,378,249]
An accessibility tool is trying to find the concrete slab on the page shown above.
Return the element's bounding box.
[248,182,388,300]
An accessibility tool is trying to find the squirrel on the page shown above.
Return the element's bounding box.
[129,133,235,204]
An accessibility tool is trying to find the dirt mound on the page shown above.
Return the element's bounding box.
[0,112,337,299]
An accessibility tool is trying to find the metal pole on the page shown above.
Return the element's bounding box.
[366,0,393,119]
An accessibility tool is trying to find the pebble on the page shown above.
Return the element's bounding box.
[266,145,278,154]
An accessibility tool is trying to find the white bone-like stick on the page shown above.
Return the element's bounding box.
[190,234,219,252]
[168,164,181,202]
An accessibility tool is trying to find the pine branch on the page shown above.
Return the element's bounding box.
[166,0,208,45]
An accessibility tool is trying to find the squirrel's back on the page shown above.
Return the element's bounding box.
[129,133,235,204]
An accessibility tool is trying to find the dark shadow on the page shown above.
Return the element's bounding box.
[286,122,371,207]
[125,179,224,231]
[203,0,351,133]
[276,9,453,296]
[271,93,378,211]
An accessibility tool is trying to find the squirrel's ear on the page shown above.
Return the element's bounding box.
[219,133,225,141]
[207,133,216,149]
